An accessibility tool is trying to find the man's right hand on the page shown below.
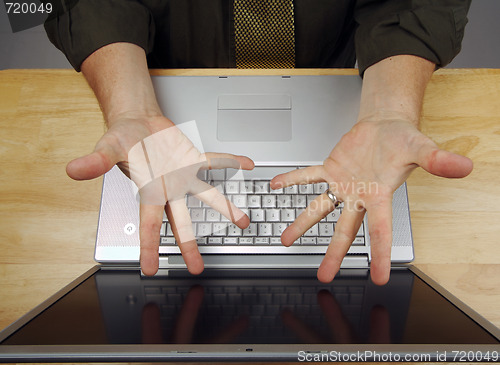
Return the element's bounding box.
[66,114,254,275]
[73,43,254,275]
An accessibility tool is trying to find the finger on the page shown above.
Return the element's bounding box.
[317,290,356,343]
[281,193,335,246]
[202,153,255,171]
[141,303,163,344]
[139,204,164,276]
[366,199,393,286]
[281,309,323,343]
[166,199,204,275]
[191,180,250,229]
[172,285,204,343]
[368,305,392,344]
[317,208,364,283]
[66,140,123,180]
[416,142,473,179]
[209,316,250,344]
[270,165,326,190]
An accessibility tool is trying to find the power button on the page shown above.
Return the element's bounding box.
[124,223,136,235]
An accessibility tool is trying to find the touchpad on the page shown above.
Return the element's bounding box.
[217,94,292,142]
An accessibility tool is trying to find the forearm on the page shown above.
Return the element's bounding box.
[81,42,163,124]
[358,55,435,127]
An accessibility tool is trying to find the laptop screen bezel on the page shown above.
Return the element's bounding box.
[0,265,498,362]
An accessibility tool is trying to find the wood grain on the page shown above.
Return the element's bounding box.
[0,69,499,339]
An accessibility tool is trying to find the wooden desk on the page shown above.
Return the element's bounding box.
[0,69,499,348]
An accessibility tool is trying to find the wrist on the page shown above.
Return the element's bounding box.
[81,42,163,126]
[106,108,164,127]
[357,110,419,127]
[359,55,435,127]
[106,113,175,133]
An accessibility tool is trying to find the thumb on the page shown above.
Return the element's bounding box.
[416,142,473,179]
[66,139,123,181]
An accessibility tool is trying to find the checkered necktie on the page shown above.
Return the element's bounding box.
[234,0,295,68]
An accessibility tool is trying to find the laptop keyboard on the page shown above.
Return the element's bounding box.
[160,167,365,247]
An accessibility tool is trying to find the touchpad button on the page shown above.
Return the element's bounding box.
[217,94,292,142]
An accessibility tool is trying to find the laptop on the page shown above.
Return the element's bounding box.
[0,75,498,362]
[95,74,414,269]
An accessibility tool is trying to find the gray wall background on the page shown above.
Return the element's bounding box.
[1,1,499,69]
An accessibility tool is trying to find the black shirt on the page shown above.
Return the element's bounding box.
[44,0,470,75]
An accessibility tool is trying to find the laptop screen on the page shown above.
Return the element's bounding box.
[1,267,498,346]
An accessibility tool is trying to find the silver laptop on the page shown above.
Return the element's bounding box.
[2,76,499,363]
[95,75,414,270]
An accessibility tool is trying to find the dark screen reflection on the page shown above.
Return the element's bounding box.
[2,268,498,345]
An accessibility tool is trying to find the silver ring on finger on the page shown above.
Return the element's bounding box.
[325,189,342,209]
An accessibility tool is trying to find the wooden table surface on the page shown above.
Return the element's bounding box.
[0,68,499,360]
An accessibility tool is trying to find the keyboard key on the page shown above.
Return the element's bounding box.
[187,195,202,207]
[208,169,225,180]
[255,237,270,245]
[314,182,328,194]
[326,209,341,222]
[357,224,364,236]
[317,237,331,245]
[271,186,283,194]
[273,223,288,236]
[251,209,265,222]
[231,194,247,208]
[223,237,238,245]
[160,237,176,245]
[212,223,227,236]
[262,195,276,208]
[277,195,292,208]
[208,237,223,244]
[206,209,221,222]
[292,195,307,208]
[242,223,257,236]
[270,237,282,245]
[281,209,295,222]
[197,223,212,237]
[239,237,253,245]
[301,237,317,245]
[213,181,224,194]
[254,181,269,193]
[304,224,319,236]
[196,237,207,245]
[190,208,204,222]
[319,223,334,236]
[225,181,239,194]
[160,222,166,236]
[307,194,317,206]
[266,209,280,222]
[227,224,242,236]
[240,181,253,194]
[258,223,273,236]
[165,223,173,236]
[298,184,314,194]
[352,237,365,245]
[247,195,261,208]
[284,185,298,194]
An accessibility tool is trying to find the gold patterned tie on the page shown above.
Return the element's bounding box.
[234,0,295,68]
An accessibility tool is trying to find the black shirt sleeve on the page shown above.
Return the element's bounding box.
[44,0,471,74]
[44,0,155,71]
[354,0,471,76]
